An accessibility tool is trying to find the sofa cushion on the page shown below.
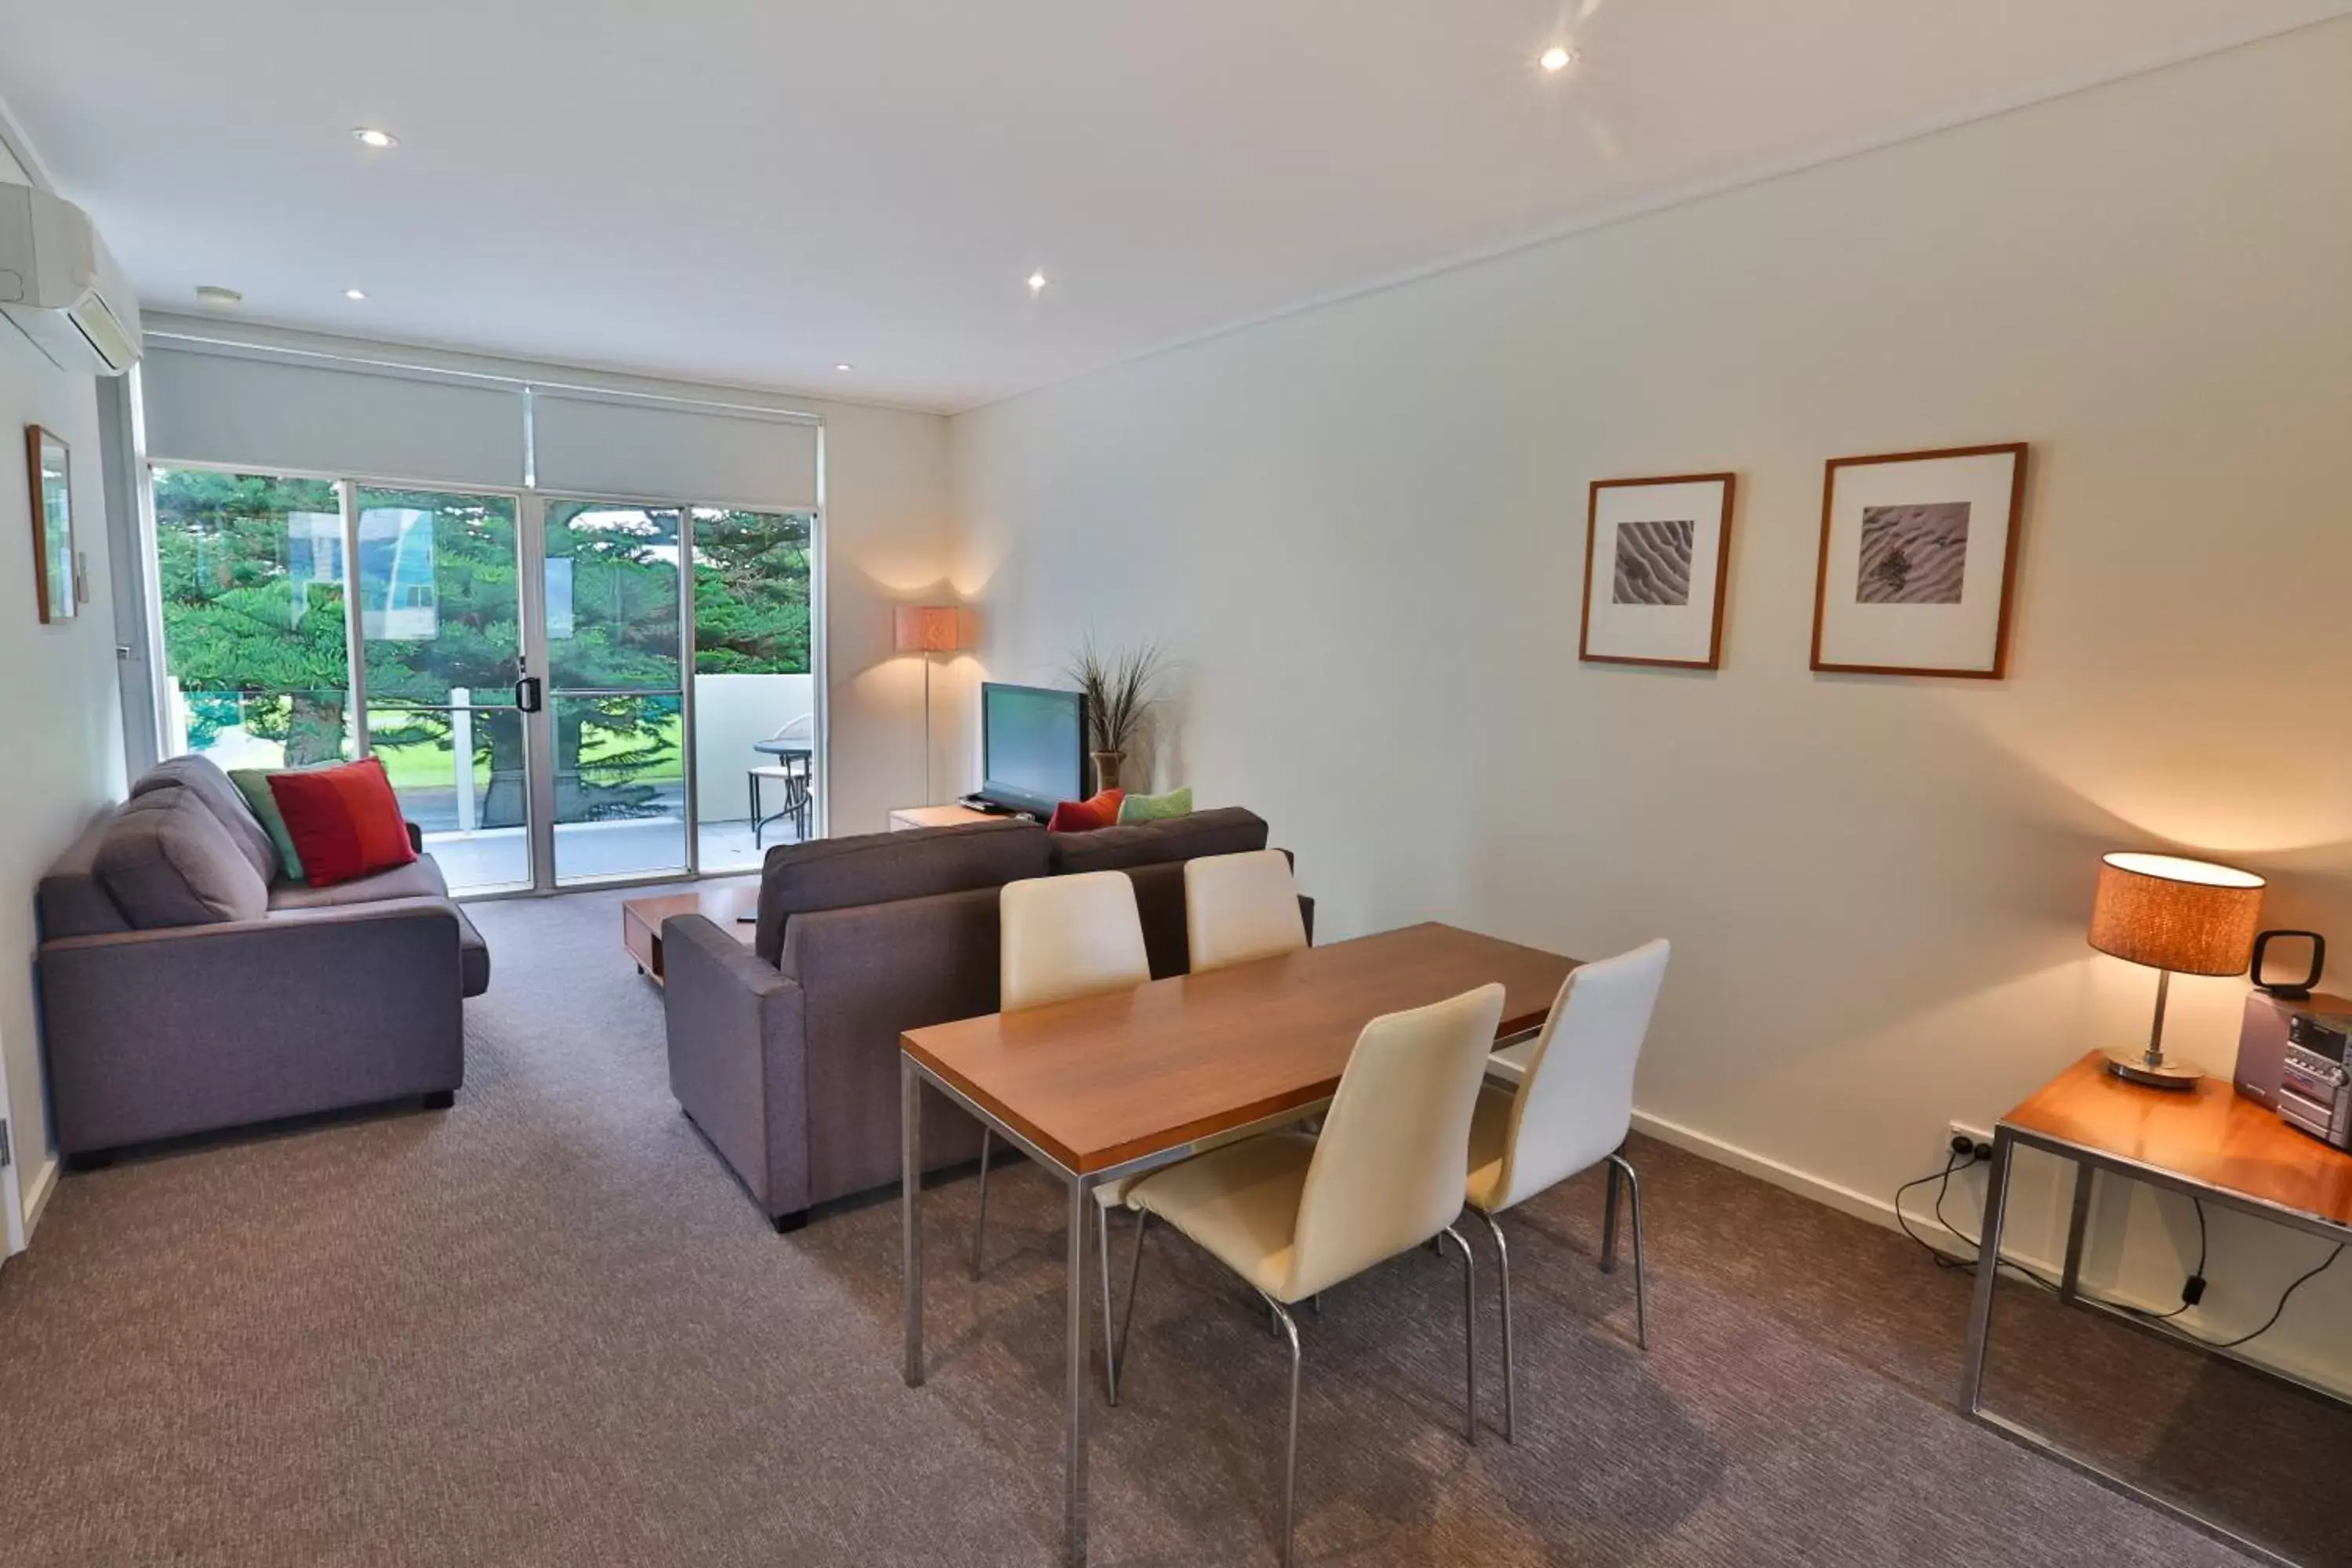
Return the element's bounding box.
[268,856,450,909]
[132,753,281,885]
[229,764,332,883]
[38,810,131,939]
[1046,789,1123,833]
[94,785,271,928]
[755,818,1051,966]
[1116,786,1192,825]
[268,758,417,887]
[1046,806,1269,876]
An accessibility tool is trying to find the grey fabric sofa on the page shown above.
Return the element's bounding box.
[664,807,1305,1230]
[35,754,489,1163]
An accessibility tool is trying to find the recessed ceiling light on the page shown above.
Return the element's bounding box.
[343,288,368,301]
[194,285,243,308]
[1028,271,1048,293]
[834,363,854,372]
[352,127,398,149]
[1539,45,1575,72]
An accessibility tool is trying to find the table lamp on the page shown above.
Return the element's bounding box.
[2088,851,2265,1088]
[895,604,975,800]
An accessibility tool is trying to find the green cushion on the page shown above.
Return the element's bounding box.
[1116,786,1192,825]
[229,766,313,883]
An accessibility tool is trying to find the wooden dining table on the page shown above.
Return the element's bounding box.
[898,921,1580,1566]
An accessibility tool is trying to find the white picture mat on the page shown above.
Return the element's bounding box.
[1816,450,2018,672]
[1585,478,1729,663]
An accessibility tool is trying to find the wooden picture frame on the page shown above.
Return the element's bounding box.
[1809,441,2027,678]
[26,424,76,625]
[1580,471,1737,669]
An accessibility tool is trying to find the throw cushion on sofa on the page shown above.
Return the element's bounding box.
[1047,789,1124,833]
[230,764,326,883]
[94,784,272,927]
[1115,786,1192,825]
[268,758,418,888]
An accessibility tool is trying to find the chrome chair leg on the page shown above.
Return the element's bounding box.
[1098,1202,1120,1404]
[969,1129,993,1280]
[1436,1225,1479,1446]
[1255,1292,1305,1568]
[1112,1210,1152,1396]
[1601,1155,1622,1273]
[1471,1207,1515,1443]
[1606,1152,1650,1351]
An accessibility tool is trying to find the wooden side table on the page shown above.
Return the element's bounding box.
[887,804,996,832]
[1962,1050,2352,1559]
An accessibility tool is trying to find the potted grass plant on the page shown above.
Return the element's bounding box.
[1065,637,1165,794]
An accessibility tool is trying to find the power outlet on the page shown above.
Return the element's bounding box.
[1947,1120,1994,1163]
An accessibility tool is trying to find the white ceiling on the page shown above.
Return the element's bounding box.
[2,1,2345,412]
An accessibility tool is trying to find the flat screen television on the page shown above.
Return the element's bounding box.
[971,682,1087,817]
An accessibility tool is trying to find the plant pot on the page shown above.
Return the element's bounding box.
[1091,750,1125,794]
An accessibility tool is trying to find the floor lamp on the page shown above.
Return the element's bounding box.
[895,605,975,803]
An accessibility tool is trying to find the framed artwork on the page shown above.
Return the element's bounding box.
[1580,471,1737,669]
[26,425,75,624]
[1810,441,2027,678]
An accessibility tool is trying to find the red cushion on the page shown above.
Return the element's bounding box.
[1047,789,1124,833]
[267,758,418,887]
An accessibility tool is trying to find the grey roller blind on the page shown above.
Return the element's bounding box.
[141,345,528,489]
[532,391,819,510]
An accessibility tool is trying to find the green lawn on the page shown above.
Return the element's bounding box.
[368,710,684,790]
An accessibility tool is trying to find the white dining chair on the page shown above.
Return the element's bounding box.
[1468,938,1670,1442]
[1184,849,1308,972]
[974,871,1152,1398]
[1116,983,1507,1566]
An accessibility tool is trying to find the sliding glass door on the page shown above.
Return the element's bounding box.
[543,502,687,885]
[355,488,534,892]
[151,465,818,895]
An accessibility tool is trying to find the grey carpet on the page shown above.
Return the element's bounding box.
[0,884,2307,1566]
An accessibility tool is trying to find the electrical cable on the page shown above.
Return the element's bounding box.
[1897,1155,2343,1352]
[1891,1149,2060,1294]
[2121,1197,2206,1323]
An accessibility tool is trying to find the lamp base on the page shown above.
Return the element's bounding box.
[2103,1049,2204,1091]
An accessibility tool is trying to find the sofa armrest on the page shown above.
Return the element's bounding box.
[663,914,809,1218]
[779,887,999,1201]
[38,902,465,1154]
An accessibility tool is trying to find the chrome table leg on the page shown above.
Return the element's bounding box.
[1958,1127,2015,1414]
[971,1128,993,1279]
[1065,1174,1091,1566]
[2059,1160,2094,1305]
[902,1058,924,1388]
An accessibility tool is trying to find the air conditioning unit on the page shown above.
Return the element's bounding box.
[0,181,142,376]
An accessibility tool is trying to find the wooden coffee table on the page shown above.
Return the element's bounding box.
[622,879,760,985]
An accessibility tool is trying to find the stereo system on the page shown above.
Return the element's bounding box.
[2232,928,2350,1150]
[2278,1012,2352,1150]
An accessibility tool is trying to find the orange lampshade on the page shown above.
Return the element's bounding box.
[2088,852,2264,978]
[894,604,975,654]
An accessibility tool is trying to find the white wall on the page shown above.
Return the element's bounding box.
[951,24,2352,1387]
[691,673,815,823]
[0,310,129,1253]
